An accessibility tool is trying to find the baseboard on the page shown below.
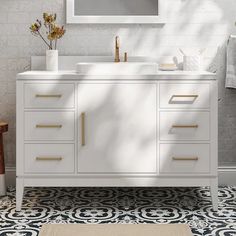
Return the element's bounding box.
[5,167,16,187]
[5,167,236,187]
[218,166,236,186]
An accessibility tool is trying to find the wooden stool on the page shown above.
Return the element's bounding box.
[0,122,8,196]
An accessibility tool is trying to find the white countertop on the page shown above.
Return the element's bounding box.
[17,70,216,80]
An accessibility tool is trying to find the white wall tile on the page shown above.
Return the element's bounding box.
[8,12,30,24]
[0,0,236,167]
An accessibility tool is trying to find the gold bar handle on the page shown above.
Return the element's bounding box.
[170,95,199,104]
[172,125,198,128]
[36,157,63,161]
[81,112,85,146]
[36,124,62,128]
[173,157,199,161]
[35,94,62,98]
[172,95,199,98]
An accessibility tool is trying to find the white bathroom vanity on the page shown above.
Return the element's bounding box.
[16,60,218,211]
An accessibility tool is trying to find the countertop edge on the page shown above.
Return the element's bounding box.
[17,70,217,80]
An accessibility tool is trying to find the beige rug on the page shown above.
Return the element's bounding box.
[39,224,193,236]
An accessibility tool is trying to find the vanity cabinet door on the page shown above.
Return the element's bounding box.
[77,83,157,174]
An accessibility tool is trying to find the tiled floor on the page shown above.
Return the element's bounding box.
[0,186,236,235]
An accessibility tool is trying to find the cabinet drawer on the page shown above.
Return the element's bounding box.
[160,111,209,141]
[160,144,210,174]
[159,83,210,109]
[24,112,75,141]
[24,144,74,173]
[24,83,75,109]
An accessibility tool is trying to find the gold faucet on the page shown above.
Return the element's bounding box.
[114,36,120,62]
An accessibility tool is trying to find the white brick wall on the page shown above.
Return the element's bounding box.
[0,0,236,167]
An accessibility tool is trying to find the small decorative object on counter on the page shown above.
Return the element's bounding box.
[183,56,201,71]
[159,57,178,71]
[180,48,205,71]
[30,13,66,71]
[124,52,128,62]
[0,122,8,196]
[159,63,178,71]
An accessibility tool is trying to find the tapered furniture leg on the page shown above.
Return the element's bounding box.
[16,177,24,211]
[0,122,8,196]
[210,178,218,211]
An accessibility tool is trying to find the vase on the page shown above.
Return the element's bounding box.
[46,50,58,71]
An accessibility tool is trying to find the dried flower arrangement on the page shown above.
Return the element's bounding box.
[30,13,66,50]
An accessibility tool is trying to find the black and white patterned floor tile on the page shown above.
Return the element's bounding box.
[0,186,236,236]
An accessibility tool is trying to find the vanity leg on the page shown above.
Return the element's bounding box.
[16,177,24,211]
[210,178,218,211]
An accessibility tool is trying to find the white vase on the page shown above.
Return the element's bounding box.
[46,50,58,71]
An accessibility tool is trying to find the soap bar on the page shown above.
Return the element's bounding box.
[159,63,178,71]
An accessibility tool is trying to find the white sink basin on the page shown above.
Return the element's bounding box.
[76,62,158,75]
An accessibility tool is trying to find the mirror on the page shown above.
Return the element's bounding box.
[74,0,158,16]
[66,0,165,24]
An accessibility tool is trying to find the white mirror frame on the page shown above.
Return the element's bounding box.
[66,0,166,24]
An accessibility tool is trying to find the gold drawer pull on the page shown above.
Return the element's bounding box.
[172,95,199,98]
[173,157,199,161]
[36,157,63,161]
[170,95,199,104]
[36,124,62,128]
[35,94,62,98]
[172,125,198,128]
[81,112,85,146]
